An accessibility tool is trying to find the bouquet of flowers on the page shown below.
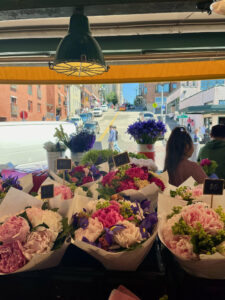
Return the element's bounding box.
[0,188,71,274]
[98,165,165,202]
[158,193,225,279]
[71,194,158,270]
[199,158,218,178]
[54,125,95,153]
[170,185,203,204]
[127,119,166,144]
[0,176,22,202]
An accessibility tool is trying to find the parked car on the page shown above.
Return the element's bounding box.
[68,115,83,128]
[84,121,100,134]
[119,106,126,111]
[80,112,93,123]
[101,104,108,112]
[139,112,155,121]
[93,107,103,117]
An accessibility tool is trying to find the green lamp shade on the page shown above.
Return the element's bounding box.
[50,14,108,76]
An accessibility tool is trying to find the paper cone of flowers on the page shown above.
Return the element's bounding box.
[71,194,158,271]
[158,192,225,279]
[0,188,72,274]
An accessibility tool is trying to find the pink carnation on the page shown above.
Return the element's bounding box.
[82,176,93,185]
[92,205,123,228]
[101,171,116,186]
[0,216,30,244]
[54,185,72,200]
[181,203,224,235]
[0,241,27,273]
[192,186,203,198]
[200,158,211,167]
[117,179,138,192]
[125,167,148,180]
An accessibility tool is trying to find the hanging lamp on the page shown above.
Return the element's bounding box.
[49,11,109,76]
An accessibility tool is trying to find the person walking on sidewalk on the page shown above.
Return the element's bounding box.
[108,125,116,150]
[113,126,122,152]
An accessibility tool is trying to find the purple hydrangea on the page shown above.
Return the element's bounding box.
[127,120,166,144]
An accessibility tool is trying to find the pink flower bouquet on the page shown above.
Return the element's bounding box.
[158,193,225,279]
[71,194,158,270]
[0,188,71,274]
[199,158,218,177]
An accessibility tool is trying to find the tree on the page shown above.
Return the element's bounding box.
[106,92,118,106]
[134,95,144,107]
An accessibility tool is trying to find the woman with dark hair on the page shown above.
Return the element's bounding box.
[164,127,207,186]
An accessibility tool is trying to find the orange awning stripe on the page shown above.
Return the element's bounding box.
[0,60,225,84]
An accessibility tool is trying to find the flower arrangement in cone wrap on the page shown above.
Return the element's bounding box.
[161,202,225,260]
[199,158,218,178]
[98,164,165,200]
[0,203,71,273]
[0,176,22,201]
[170,185,203,204]
[72,194,157,252]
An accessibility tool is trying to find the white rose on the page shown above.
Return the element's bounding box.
[114,220,143,248]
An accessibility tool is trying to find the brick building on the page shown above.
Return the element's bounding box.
[140,82,180,113]
[0,84,67,121]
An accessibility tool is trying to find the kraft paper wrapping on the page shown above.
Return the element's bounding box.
[158,192,225,279]
[0,188,71,274]
[71,194,158,271]
[19,173,34,193]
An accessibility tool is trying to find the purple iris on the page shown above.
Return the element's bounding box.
[104,224,126,246]
[140,199,151,214]
[72,213,89,229]
[1,176,22,191]
[140,212,157,238]
[90,165,101,180]
[82,236,101,248]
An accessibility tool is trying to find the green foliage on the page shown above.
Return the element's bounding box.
[128,152,148,159]
[106,92,118,106]
[119,202,133,219]
[170,186,194,202]
[215,206,225,225]
[97,184,117,200]
[81,149,118,165]
[54,125,71,148]
[96,200,110,210]
[200,160,218,176]
[167,206,182,219]
[172,218,191,235]
[52,217,73,250]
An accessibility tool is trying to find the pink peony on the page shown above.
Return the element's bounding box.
[0,241,27,273]
[0,216,30,244]
[181,203,224,235]
[82,176,93,185]
[116,179,138,192]
[101,171,116,186]
[200,158,211,167]
[192,186,203,198]
[54,185,72,200]
[22,230,57,260]
[125,167,148,180]
[92,205,123,228]
[75,217,103,243]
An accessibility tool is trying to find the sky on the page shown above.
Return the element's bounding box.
[122,83,139,104]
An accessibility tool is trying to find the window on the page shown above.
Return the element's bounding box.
[58,94,61,105]
[28,100,33,112]
[172,83,177,89]
[10,85,17,91]
[37,103,41,112]
[201,80,225,91]
[144,87,147,94]
[155,83,169,93]
[28,85,32,95]
[155,97,167,104]
[219,100,225,105]
[10,96,18,117]
[37,85,42,99]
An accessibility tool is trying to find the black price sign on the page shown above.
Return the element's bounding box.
[41,184,54,199]
[113,152,130,167]
[56,158,72,171]
[203,179,224,195]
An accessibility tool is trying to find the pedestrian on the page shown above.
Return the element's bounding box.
[197,124,225,180]
[187,123,192,133]
[108,125,116,150]
[164,127,207,186]
[113,126,122,152]
[42,115,46,121]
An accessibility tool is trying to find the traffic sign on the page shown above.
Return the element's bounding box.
[162,105,166,109]
[20,111,28,120]
[152,103,158,108]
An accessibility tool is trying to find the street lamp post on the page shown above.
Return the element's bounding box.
[161,84,164,120]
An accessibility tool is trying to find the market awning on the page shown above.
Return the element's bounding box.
[181,105,225,114]
[1,59,225,84]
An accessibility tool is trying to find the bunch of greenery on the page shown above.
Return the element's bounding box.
[81,149,118,165]
[128,152,148,159]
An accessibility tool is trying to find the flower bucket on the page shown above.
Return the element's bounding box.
[71,152,83,165]
[47,151,64,173]
[137,144,155,161]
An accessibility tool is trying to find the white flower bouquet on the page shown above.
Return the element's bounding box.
[0,188,72,274]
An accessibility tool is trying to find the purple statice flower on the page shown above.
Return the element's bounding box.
[140,212,157,238]
[72,213,89,229]
[68,131,96,153]
[1,176,22,192]
[127,119,166,144]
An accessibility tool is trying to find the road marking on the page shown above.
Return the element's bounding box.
[97,112,120,142]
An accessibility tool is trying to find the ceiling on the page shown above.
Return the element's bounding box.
[0,0,225,83]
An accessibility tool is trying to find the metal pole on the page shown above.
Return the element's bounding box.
[66,85,70,118]
[161,85,164,120]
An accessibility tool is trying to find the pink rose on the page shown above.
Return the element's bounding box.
[92,205,123,228]
[0,241,27,273]
[22,230,57,260]
[75,217,103,243]
[0,216,30,244]
[181,203,223,235]
[54,185,72,200]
